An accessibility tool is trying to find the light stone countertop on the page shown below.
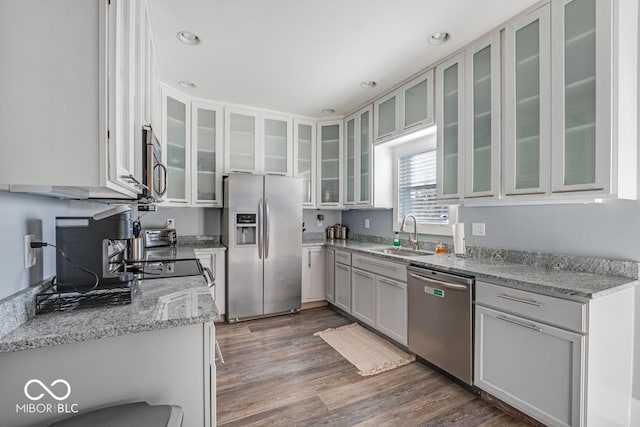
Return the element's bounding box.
[322,240,638,301]
[0,275,218,354]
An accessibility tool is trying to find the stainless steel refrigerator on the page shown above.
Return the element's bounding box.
[222,174,302,322]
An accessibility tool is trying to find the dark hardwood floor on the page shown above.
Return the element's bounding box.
[216,307,530,427]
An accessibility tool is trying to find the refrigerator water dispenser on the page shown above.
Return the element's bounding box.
[235,213,257,246]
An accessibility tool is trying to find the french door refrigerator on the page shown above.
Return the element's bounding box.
[222,174,302,322]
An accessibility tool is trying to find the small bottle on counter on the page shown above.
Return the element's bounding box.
[435,240,447,255]
[393,232,401,247]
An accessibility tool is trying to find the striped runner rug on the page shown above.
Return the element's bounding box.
[313,323,415,376]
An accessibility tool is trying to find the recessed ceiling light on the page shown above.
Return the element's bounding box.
[427,32,450,46]
[322,109,336,114]
[178,81,196,89]
[177,31,200,45]
[360,80,377,89]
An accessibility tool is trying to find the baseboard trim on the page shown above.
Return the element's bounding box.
[301,300,328,310]
[630,398,640,426]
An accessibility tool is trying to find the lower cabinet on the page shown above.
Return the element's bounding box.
[351,268,376,326]
[194,248,227,316]
[475,305,583,427]
[325,249,335,302]
[301,246,326,303]
[334,262,351,312]
[375,277,407,345]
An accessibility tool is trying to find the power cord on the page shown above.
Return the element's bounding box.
[31,242,100,293]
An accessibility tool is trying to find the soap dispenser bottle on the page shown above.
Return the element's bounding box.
[393,232,401,247]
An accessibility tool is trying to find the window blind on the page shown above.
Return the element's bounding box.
[398,150,449,224]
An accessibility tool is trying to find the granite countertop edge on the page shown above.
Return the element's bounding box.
[318,241,638,301]
[0,314,214,354]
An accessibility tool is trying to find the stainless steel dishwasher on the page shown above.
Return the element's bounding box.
[407,265,474,385]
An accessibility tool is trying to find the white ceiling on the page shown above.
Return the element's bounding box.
[148,0,540,118]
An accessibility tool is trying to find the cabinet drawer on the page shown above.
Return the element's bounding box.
[475,281,586,333]
[352,254,407,282]
[335,250,351,265]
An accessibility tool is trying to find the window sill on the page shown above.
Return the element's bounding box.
[393,222,453,237]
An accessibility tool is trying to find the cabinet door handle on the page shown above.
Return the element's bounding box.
[496,294,542,308]
[409,273,467,290]
[353,270,373,279]
[308,250,311,268]
[358,259,398,270]
[378,278,404,288]
[496,315,542,333]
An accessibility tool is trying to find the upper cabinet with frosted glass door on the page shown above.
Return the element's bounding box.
[503,4,551,198]
[162,86,191,205]
[344,105,374,207]
[224,107,259,174]
[260,113,293,176]
[293,118,316,207]
[374,70,434,143]
[464,32,501,199]
[436,54,466,201]
[317,120,343,207]
[551,0,636,199]
[191,100,223,207]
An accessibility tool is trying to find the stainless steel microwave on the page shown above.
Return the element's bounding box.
[142,125,167,201]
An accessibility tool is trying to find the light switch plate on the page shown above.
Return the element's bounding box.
[364,219,370,229]
[472,223,486,236]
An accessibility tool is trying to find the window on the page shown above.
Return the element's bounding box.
[397,150,449,224]
[392,130,455,235]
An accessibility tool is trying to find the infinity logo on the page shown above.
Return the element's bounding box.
[24,379,71,401]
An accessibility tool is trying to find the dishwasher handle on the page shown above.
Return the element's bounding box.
[409,273,469,290]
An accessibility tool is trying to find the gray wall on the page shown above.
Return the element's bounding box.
[139,207,221,236]
[303,209,342,233]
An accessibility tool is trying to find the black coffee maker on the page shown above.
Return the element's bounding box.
[55,208,134,292]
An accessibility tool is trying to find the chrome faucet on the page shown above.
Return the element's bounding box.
[400,214,419,250]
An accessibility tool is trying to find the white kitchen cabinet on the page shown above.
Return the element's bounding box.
[374,70,434,144]
[436,53,466,201]
[334,252,351,312]
[317,120,343,207]
[503,4,551,197]
[224,107,260,174]
[351,268,376,326]
[549,0,639,200]
[344,105,374,207]
[325,249,335,303]
[0,0,142,199]
[464,32,501,199]
[293,118,317,207]
[162,86,191,204]
[194,248,227,316]
[224,108,293,176]
[301,246,326,303]
[191,101,223,206]
[475,280,636,427]
[376,276,407,345]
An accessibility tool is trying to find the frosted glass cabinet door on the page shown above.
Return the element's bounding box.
[345,116,356,205]
[162,89,190,203]
[503,5,551,196]
[224,108,259,174]
[401,70,434,131]
[551,0,611,193]
[374,92,399,142]
[191,101,223,206]
[262,114,292,176]
[465,32,501,198]
[359,108,372,204]
[293,119,316,207]
[436,54,465,200]
[318,121,343,206]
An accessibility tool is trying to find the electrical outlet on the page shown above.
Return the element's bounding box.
[166,218,175,229]
[364,219,370,229]
[24,234,36,268]
[472,223,486,236]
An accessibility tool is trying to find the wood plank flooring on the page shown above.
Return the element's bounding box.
[216,307,532,427]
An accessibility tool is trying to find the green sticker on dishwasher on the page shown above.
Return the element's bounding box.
[424,286,444,298]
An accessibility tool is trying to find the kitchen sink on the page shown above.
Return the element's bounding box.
[370,247,434,257]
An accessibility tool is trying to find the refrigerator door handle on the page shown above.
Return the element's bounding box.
[258,198,263,260]
[264,198,270,259]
